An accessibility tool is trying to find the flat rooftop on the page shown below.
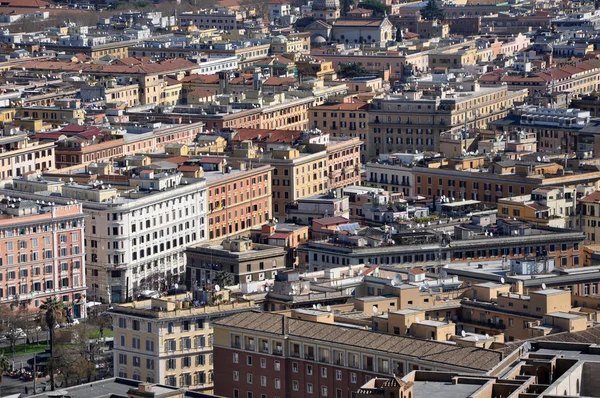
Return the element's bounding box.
[412,380,482,398]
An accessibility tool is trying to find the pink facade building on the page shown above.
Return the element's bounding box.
[0,198,86,318]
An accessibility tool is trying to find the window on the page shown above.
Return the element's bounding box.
[293,380,299,391]
[246,373,253,384]
[321,367,327,378]
[274,360,281,371]
[307,383,313,394]
[351,372,357,383]
[260,358,266,368]
[260,375,267,387]
[292,362,298,372]
[233,353,239,363]
[321,386,328,396]
[335,370,342,381]
[247,355,253,366]
[307,364,313,375]
[167,358,176,370]
[233,371,239,381]
[274,378,281,389]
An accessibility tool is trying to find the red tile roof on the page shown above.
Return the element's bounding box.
[190,89,215,98]
[580,191,600,204]
[181,74,220,84]
[21,58,198,75]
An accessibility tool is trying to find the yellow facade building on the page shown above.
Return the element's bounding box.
[111,294,256,392]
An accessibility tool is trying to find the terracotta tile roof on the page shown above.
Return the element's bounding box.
[333,18,385,27]
[262,76,297,86]
[0,0,47,8]
[580,191,600,204]
[21,58,198,75]
[312,216,350,226]
[190,89,214,97]
[178,165,201,172]
[165,156,190,164]
[181,74,220,84]
[232,128,301,143]
[215,312,504,372]
[502,325,600,356]
[311,101,368,111]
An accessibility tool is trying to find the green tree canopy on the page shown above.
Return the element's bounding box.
[338,62,371,78]
[420,0,445,22]
[358,0,391,16]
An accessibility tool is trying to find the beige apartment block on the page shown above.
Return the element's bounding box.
[112,294,256,393]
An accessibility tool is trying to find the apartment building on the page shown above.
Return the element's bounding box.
[186,237,287,288]
[364,161,600,206]
[497,186,578,229]
[212,311,506,398]
[261,148,328,219]
[111,294,256,392]
[500,58,600,96]
[0,130,55,180]
[367,85,527,159]
[459,283,586,342]
[0,198,86,317]
[203,163,272,241]
[3,170,208,303]
[489,106,591,153]
[580,191,600,244]
[300,224,585,270]
[21,58,199,105]
[309,102,369,161]
[179,10,241,30]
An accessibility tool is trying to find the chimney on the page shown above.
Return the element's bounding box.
[138,384,154,393]
[513,280,524,295]
[282,315,289,336]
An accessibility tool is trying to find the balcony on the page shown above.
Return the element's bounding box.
[319,357,330,363]
[273,347,283,356]
[231,342,241,349]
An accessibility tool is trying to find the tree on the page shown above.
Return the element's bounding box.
[358,0,391,16]
[420,0,445,22]
[338,62,371,78]
[0,353,10,383]
[213,270,234,288]
[40,298,64,391]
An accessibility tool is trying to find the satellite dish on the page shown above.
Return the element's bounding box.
[242,294,247,300]
[391,280,397,287]
[372,305,379,313]
[313,304,317,309]
[174,283,179,290]
[394,274,402,284]
[537,156,541,162]
[215,284,221,292]
[326,305,331,312]
[415,317,420,323]
[485,334,490,339]
[317,304,322,309]
[265,286,270,292]
[461,330,466,337]
[474,336,479,342]
[541,283,547,290]
[500,277,505,284]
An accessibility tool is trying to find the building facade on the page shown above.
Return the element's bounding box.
[0,198,86,317]
[112,294,256,392]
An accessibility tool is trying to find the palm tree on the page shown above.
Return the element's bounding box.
[0,353,10,383]
[40,298,64,391]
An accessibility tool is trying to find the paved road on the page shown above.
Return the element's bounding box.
[0,352,43,396]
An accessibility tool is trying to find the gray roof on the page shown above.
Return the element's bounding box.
[215,312,504,372]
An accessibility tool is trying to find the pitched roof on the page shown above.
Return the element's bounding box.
[181,74,220,84]
[215,312,504,372]
[21,58,198,75]
[333,18,385,27]
[579,191,600,204]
